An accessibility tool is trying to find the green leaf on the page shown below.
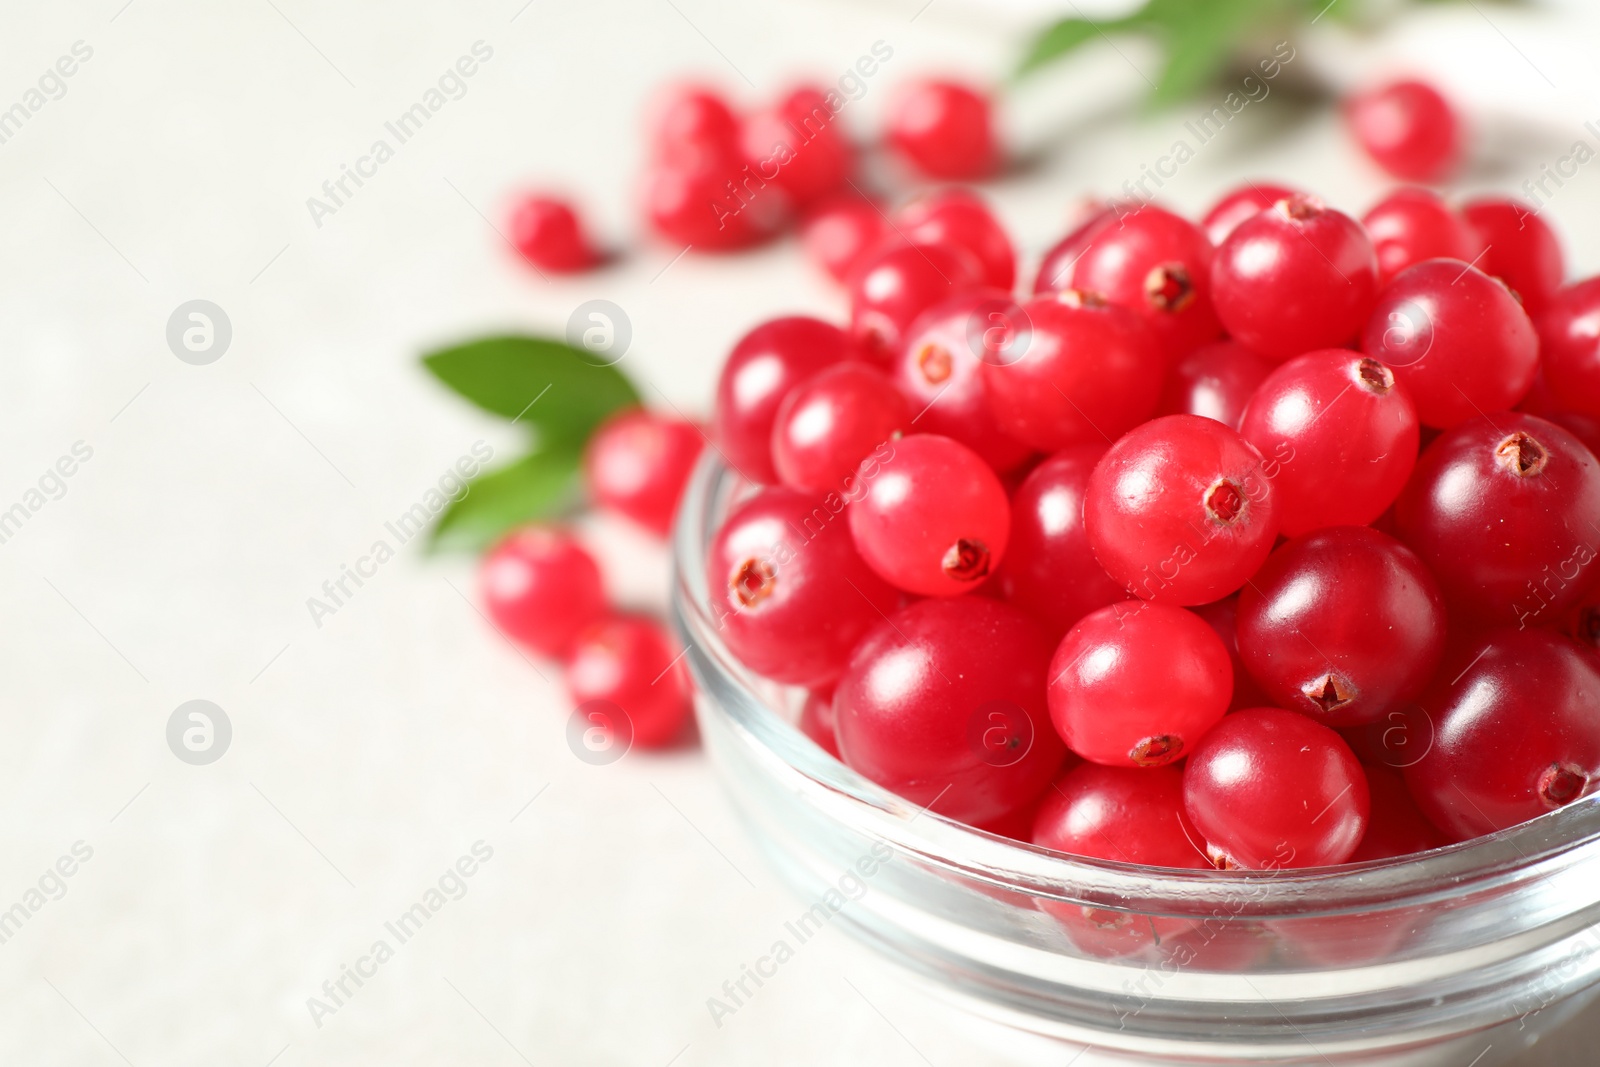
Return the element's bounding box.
[1015,17,1115,80]
[422,335,640,447]
[1146,0,1280,110]
[428,446,581,553]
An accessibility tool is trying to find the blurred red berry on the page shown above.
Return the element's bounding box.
[742,85,854,208]
[481,527,607,658]
[1345,79,1461,182]
[509,196,599,273]
[802,192,891,284]
[886,79,998,180]
[583,408,705,537]
[566,615,694,749]
[1463,197,1564,317]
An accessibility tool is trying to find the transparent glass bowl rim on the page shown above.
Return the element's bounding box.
[672,451,1600,918]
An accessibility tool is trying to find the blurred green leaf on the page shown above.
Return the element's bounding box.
[428,445,582,553]
[1015,17,1122,80]
[421,335,640,447]
[1147,0,1280,110]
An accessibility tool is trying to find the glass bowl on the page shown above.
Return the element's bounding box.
[671,454,1600,1066]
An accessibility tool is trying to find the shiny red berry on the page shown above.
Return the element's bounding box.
[898,188,1015,291]
[1211,195,1378,361]
[1362,187,1479,285]
[1158,339,1273,430]
[799,687,841,759]
[1201,182,1301,246]
[1345,79,1461,182]
[1535,277,1600,420]
[1049,601,1232,768]
[1184,708,1370,869]
[1033,202,1119,294]
[801,192,890,284]
[509,195,599,273]
[1394,412,1600,627]
[981,291,1165,452]
[835,597,1064,826]
[849,240,983,363]
[1405,629,1600,839]
[1085,414,1279,605]
[566,615,693,749]
[848,434,1010,597]
[1031,763,1207,868]
[993,445,1127,640]
[583,408,704,537]
[713,316,852,484]
[1237,526,1447,727]
[708,486,899,688]
[885,79,999,180]
[771,363,910,493]
[648,83,741,167]
[1462,197,1564,317]
[481,526,607,658]
[741,85,854,209]
[1237,349,1420,535]
[1362,259,1538,428]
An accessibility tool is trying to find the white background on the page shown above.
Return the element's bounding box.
[0,1,1597,1064]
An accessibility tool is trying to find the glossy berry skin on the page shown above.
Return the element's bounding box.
[835,597,1064,826]
[509,196,599,273]
[566,615,693,749]
[480,526,606,658]
[1350,765,1446,862]
[799,688,840,759]
[1211,195,1379,361]
[649,83,741,167]
[1157,339,1273,430]
[643,159,788,251]
[583,408,704,537]
[771,363,910,493]
[1033,203,1119,294]
[1085,414,1279,605]
[898,189,1015,291]
[848,434,1010,597]
[1184,708,1370,869]
[894,290,1034,473]
[1049,602,1232,767]
[1040,204,1221,360]
[981,292,1165,452]
[1345,79,1460,182]
[1362,188,1479,285]
[885,79,998,181]
[1536,278,1600,420]
[1462,197,1564,317]
[741,85,854,209]
[1405,629,1600,839]
[1192,595,1273,711]
[708,487,899,687]
[802,192,890,284]
[849,241,982,363]
[1394,413,1600,627]
[1237,527,1447,728]
[1032,763,1207,868]
[1238,350,1421,535]
[993,446,1126,640]
[1363,259,1538,429]
[1201,182,1301,246]
[714,316,852,484]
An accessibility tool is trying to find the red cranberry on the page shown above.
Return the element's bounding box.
[1462,197,1564,317]
[894,291,1035,473]
[583,408,704,537]
[1033,202,1119,294]
[1211,195,1379,361]
[648,83,741,167]
[1158,339,1274,430]
[1237,527,1447,727]
[1361,187,1479,285]
[834,597,1064,826]
[643,158,789,251]
[1536,277,1600,420]
[1237,349,1420,535]
[1040,204,1221,360]
[1084,414,1279,605]
[1192,595,1273,711]
[993,446,1127,640]
[1032,763,1207,868]
[1345,79,1461,182]
[707,486,899,688]
[566,615,693,749]
[1049,602,1232,767]
[1405,629,1600,838]
[1362,259,1538,428]
[848,434,1010,597]
[898,188,1016,291]
[509,195,599,273]
[771,363,910,493]
[1394,412,1600,627]
[480,526,607,658]
[801,192,890,284]
[1184,708,1370,869]
[885,79,999,180]
[741,85,854,209]
[799,688,840,759]
[713,316,852,484]
[1201,182,1302,246]
[849,240,983,363]
[981,291,1165,452]
[1349,765,1446,862]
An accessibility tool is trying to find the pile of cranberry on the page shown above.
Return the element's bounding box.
[704,175,1600,873]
